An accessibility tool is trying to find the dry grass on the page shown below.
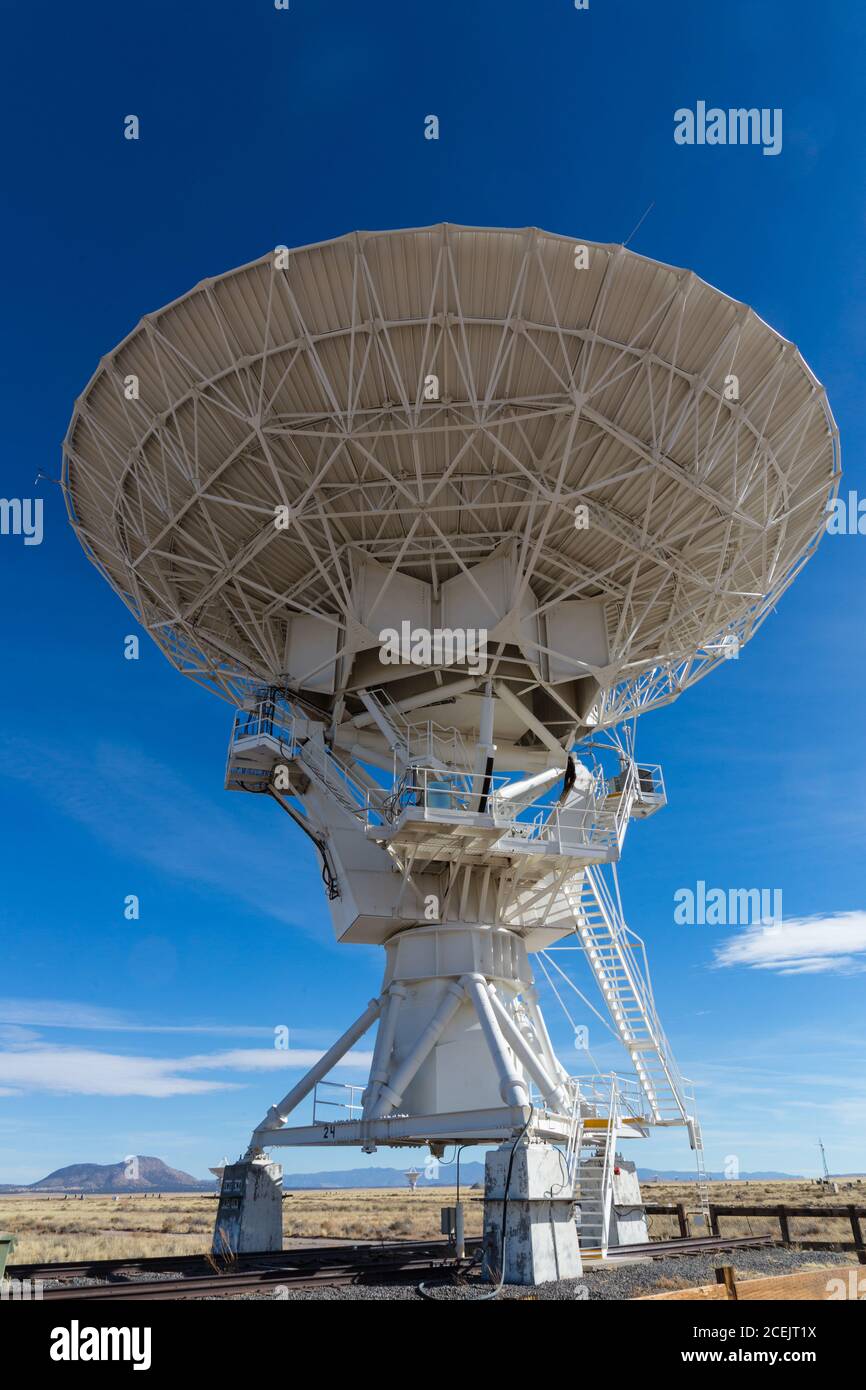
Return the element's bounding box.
[2,1177,862,1265]
[0,1195,215,1263]
[643,1177,866,1243]
[279,1186,484,1242]
[0,1188,483,1263]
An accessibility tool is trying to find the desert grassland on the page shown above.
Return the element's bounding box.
[1,1178,863,1264]
[645,1177,866,1243]
[0,1195,217,1263]
[0,1188,481,1263]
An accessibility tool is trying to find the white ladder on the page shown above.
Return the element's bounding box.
[689,1112,712,1228]
[577,1078,619,1255]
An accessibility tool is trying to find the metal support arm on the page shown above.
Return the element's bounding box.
[249,995,383,1151]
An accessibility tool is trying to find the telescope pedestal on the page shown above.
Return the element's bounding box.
[483,1140,582,1285]
[212,1159,282,1256]
[226,922,585,1282]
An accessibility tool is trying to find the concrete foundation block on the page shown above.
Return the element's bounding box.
[612,1160,649,1244]
[212,1159,283,1255]
[483,1141,582,1286]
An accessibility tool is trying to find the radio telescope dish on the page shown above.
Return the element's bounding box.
[62,227,840,1283]
[62,225,838,762]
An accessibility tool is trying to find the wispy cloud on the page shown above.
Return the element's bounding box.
[713,911,866,975]
[0,1046,233,1098]
[0,997,273,1037]
[0,736,324,933]
[0,1042,372,1098]
[176,1047,373,1073]
[0,999,128,1030]
[0,1001,373,1099]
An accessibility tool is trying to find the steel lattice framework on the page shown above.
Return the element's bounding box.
[62,225,839,732]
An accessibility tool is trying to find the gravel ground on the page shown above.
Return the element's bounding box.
[234,1247,854,1300]
[37,1247,855,1300]
[42,1270,187,1290]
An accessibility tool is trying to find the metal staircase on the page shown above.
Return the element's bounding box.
[576,1075,620,1254]
[546,866,711,1225]
[577,1146,608,1253]
[689,1113,712,1225]
[559,868,688,1124]
[225,698,369,823]
[295,737,368,822]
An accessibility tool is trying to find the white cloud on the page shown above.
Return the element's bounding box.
[179,1048,372,1072]
[0,997,273,1037]
[0,737,324,933]
[0,1024,40,1045]
[0,1046,232,1098]
[0,1042,372,1098]
[713,910,866,975]
[0,999,128,1030]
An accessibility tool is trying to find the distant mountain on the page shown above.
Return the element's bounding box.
[8,1158,821,1194]
[283,1165,806,1188]
[638,1170,802,1182]
[281,1164,486,1189]
[29,1156,212,1193]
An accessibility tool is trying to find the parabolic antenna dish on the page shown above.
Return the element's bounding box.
[62,225,838,753]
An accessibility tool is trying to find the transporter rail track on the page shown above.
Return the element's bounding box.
[9,1233,777,1299]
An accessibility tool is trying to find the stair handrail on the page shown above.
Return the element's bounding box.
[578,868,691,1123]
[565,1078,583,1186]
[599,1074,619,1255]
[612,758,639,848]
[296,737,370,821]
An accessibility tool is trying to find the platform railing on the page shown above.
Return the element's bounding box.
[312,1080,365,1124]
[571,1072,649,1124]
[369,764,631,856]
[369,687,472,772]
[373,765,511,824]
[229,699,298,750]
[227,697,370,819]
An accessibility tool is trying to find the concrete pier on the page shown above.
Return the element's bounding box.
[483,1141,582,1285]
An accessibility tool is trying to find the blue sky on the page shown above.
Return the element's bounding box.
[1,0,865,1185]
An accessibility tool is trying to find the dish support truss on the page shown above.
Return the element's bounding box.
[220,691,710,1242]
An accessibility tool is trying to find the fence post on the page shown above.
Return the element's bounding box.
[708,1203,719,1236]
[848,1206,865,1265]
[777,1205,791,1245]
[715,1265,738,1299]
[676,1202,688,1238]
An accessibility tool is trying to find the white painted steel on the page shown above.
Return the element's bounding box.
[62,227,838,1277]
[63,225,839,753]
[463,974,530,1108]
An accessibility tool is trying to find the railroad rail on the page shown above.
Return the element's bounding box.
[9,1233,778,1299]
[38,1257,476,1301]
[11,1238,482,1298]
[603,1232,776,1261]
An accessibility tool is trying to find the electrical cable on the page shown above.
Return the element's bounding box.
[266,785,340,899]
[417,1113,533,1302]
[415,1142,476,1299]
